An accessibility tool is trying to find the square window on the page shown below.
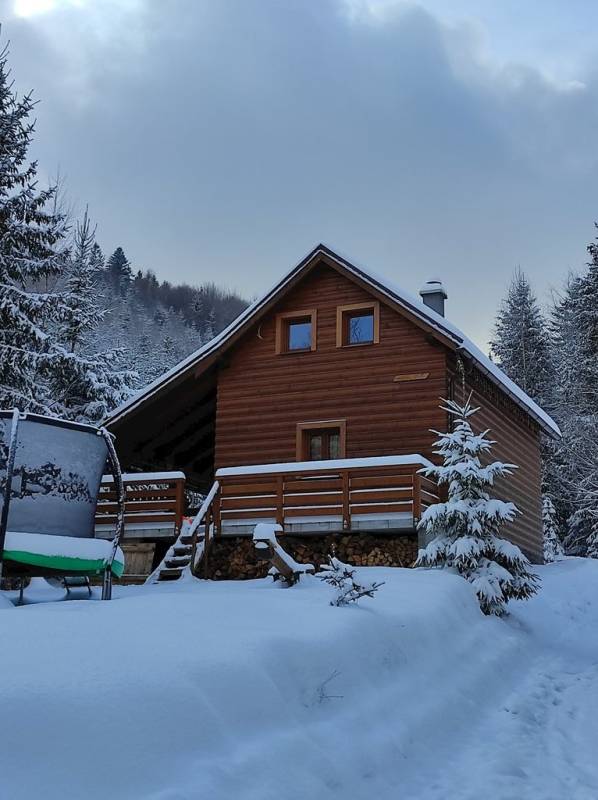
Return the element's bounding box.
[336,302,379,347]
[347,312,374,344]
[297,420,346,461]
[275,310,317,354]
[287,318,312,351]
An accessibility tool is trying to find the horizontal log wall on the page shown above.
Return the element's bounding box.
[454,362,544,562]
[215,262,448,468]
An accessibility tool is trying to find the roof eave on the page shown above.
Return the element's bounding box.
[458,348,561,438]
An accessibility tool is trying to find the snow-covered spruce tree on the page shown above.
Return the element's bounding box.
[561,415,598,558]
[60,209,103,352]
[550,250,598,555]
[577,229,598,409]
[89,242,105,276]
[47,210,136,423]
[542,495,564,562]
[0,43,69,413]
[106,246,132,296]
[585,524,598,560]
[490,268,551,406]
[416,398,539,616]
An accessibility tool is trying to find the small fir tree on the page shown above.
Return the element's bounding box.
[416,398,539,616]
[542,495,564,562]
[318,553,384,606]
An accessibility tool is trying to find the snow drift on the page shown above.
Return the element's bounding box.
[1,560,597,799]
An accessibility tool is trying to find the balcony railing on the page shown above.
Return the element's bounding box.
[95,471,186,539]
[213,455,439,534]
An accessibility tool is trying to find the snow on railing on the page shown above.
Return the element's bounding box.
[213,456,440,533]
[253,523,314,585]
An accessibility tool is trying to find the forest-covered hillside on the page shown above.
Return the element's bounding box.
[93,244,247,388]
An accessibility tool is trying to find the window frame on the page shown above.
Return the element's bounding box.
[336,301,380,348]
[296,419,347,461]
[275,309,317,355]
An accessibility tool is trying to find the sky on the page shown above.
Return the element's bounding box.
[4,0,598,348]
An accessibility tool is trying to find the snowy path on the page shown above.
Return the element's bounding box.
[0,559,597,800]
[405,560,598,800]
[416,655,598,800]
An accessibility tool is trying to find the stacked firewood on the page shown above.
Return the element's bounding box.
[286,535,417,570]
[206,534,418,580]
[208,538,270,581]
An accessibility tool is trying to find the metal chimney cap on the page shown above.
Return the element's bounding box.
[419,279,447,299]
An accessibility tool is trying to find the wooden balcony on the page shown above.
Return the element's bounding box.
[95,471,186,540]
[213,455,439,536]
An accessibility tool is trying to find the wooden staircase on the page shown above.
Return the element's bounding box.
[146,482,219,584]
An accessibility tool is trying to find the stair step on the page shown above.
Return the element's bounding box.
[172,545,192,557]
[157,568,184,581]
[160,561,190,571]
[148,482,218,584]
[164,553,191,567]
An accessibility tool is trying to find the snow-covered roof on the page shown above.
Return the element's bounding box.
[105,244,560,437]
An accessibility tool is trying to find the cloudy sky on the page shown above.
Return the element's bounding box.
[5,0,598,346]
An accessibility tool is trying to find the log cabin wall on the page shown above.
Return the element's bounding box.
[451,358,544,562]
[215,262,448,468]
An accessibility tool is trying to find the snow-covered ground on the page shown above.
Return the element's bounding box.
[1,560,597,800]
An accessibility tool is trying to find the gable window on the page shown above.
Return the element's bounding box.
[336,302,380,347]
[275,309,317,354]
[296,420,346,461]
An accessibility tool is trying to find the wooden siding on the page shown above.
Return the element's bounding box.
[215,262,448,469]
[452,360,544,562]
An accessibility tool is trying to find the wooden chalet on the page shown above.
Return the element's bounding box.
[103,244,560,579]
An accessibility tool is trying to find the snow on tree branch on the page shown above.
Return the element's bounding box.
[416,396,540,616]
[318,552,384,606]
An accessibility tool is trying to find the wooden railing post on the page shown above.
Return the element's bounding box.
[202,505,212,579]
[413,472,422,523]
[174,477,185,535]
[213,486,222,535]
[276,475,284,528]
[342,470,350,530]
